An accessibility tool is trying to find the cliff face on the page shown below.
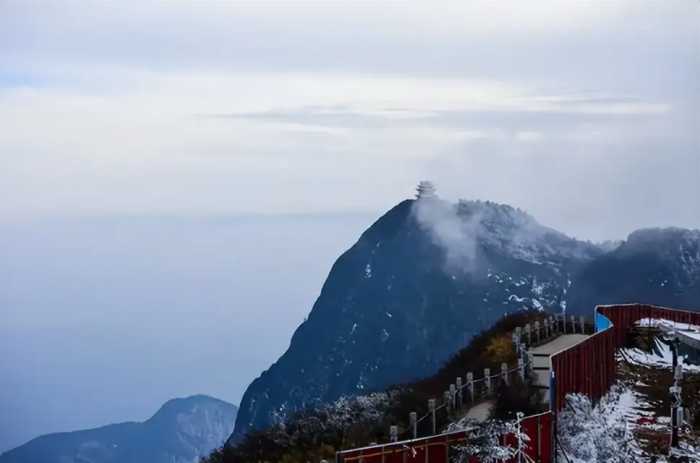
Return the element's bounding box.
[0,395,237,463]
[230,198,601,443]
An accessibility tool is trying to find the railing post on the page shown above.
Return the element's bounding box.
[428,398,436,435]
[513,332,520,355]
[518,358,525,381]
[409,412,417,439]
[444,390,451,412]
[456,377,463,409]
[484,368,491,396]
[570,315,576,334]
[534,321,540,344]
[525,324,531,345]
[580,316,585,334]
[543,318,549,338]
[516,412,524,463]
[501,362,509,386]
[449,384,456,410]
[390,425,398,442]
[467,372,474,402]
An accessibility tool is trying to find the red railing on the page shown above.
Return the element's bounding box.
[338,304,699,463]
[550,328,615,412]
[336,411,552,463]
[597,303,700,348]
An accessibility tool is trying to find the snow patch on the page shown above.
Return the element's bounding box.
[621,338,700,373]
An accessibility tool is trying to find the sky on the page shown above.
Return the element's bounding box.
[1,0,699,453]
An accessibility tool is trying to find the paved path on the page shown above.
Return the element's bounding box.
[528,334,589,356]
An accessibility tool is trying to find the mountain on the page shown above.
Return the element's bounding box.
[229,197,604,443]
[568,227,700,312]
[0,395,237,463]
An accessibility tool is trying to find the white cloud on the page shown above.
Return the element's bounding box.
[0,0,697,235]
[515,131,543,143]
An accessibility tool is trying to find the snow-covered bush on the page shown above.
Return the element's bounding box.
[557,388,637,462]
[325,392,392,430]
[448,418,527,463]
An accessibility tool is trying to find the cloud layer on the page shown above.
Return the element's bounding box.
[2,0,698,240]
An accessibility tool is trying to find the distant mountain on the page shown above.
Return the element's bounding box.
[1,395,237,463]
[568,227,700,311]
[229,197,604,443]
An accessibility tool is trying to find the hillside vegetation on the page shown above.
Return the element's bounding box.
[205,311,547,463]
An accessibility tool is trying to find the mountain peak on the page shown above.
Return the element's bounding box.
[152,394,234,419]
[1,396,237,463]
[228,198,700,445]
[229,197,598,443]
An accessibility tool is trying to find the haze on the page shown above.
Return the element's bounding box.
[1,0,698,453]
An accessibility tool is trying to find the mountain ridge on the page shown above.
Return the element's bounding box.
[0,395,237,463]
[230,196,700,444]
[229,196,608,443]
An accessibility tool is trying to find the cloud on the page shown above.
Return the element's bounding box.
[203,94,671,131]
[412,196,483,273]
[0,0,697,234]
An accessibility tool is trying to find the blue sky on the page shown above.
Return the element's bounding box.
[1,0,699,453]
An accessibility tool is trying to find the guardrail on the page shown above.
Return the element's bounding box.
[336,411,553,463]
[550,326,615,412]
[551,303,700,412]
[597,303,700,348]
[384,314,576,443]
[338,304,699,463]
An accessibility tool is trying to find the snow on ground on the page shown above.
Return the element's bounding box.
[462,400,494,423]
[557,334,700,462]
[635,318,700,336]
[621,338,700,373]
[557,334,700,463]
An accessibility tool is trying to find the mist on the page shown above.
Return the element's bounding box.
[412,197,482,273]
[1,0,699,454]
[0,213,374,452]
